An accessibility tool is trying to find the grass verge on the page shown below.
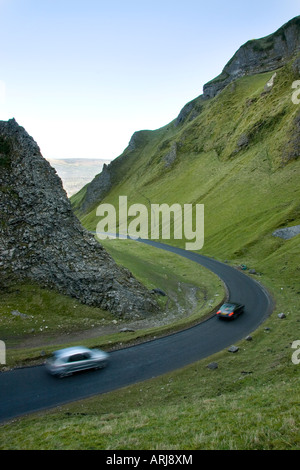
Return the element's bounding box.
[0,238,224,369]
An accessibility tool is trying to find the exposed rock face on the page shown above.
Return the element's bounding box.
[0,119,159,318]
[127,130,150,151]
[163,142,178,168]
[203,16,300,99]
[272,224,300,240]
[175,95,203,127]
[76,129,152,214]
[79,162,112,213]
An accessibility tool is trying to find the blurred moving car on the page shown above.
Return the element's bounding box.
[216,302,244,320]
[45,346,109,377]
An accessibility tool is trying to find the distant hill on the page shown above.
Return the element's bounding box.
[47,158,111,197]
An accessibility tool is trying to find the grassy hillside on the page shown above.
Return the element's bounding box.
[41,57,300,450]
[72,63,300,265]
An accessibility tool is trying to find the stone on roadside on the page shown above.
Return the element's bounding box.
[207,362,218,370]
[228,345,239,353]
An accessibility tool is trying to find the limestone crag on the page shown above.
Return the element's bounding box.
[76,129,152,214]
[0,119,159,318]
[203,16,300,99]
[79,162,112,213]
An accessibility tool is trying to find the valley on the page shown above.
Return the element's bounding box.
[46,158,111,197]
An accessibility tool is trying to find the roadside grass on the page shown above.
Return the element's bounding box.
[99,238,225,313]
[0,239,224,368]
[0,281,113,342]
[0,279,298,450]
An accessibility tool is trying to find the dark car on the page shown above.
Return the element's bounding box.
[45,346,109,377]
[216,302,244,320]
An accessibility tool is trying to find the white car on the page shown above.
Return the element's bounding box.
[45,346,109,377]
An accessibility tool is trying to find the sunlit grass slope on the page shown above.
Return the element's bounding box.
[72,64,300,267]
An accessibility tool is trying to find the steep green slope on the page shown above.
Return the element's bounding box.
[72,62,300,266]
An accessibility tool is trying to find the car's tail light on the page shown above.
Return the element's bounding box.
[228,312,234,317]
[216,310,221,315]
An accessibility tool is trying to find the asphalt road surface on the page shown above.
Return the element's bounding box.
[0,240,273,423]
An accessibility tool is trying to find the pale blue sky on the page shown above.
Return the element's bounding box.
[0,0,299,160]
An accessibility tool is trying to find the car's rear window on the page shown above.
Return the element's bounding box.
[221,304,235,311]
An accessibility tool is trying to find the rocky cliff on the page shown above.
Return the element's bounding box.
[0,119,158,318]
[76,130,152,214]
[203,16,300,99]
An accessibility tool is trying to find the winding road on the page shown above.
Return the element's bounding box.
[0,240,273,423]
